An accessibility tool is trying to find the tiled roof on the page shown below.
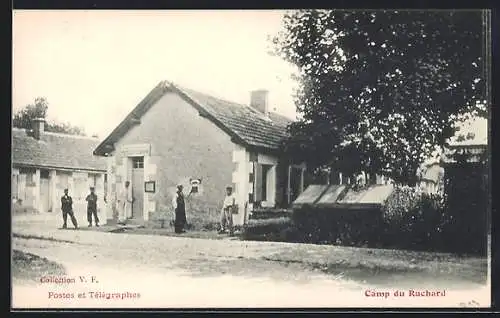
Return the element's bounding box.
[12,128,107,172]
[94,81,293,156]
[177,86,292,151]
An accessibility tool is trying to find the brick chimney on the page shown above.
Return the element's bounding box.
[32,118,45,140]
[250,90,269,115]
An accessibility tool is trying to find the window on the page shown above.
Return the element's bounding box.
[19,167,36,174]
[19,167,36,185]
[40,169,50,179]
[261,165,271,201]
[254,164,274,204]
[26,174,34,184]
[131,157,144,169]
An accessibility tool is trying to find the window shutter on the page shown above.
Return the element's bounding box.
[254,164,263,202]
[274,163,283,206]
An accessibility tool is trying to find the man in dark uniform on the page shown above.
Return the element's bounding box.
[172,185,187,233]
[86,187,99,227]
[61,188,78,229]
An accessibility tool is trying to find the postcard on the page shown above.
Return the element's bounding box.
[11,9,491,310]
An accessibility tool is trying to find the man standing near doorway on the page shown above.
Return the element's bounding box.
[117,181,133,224]
[86,187,99,227]
[219,186,236,236]
[171,185,187,233]
[61,188,78,229]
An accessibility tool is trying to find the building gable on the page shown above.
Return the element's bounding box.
[111,91,235,154]
[94,81,292,156]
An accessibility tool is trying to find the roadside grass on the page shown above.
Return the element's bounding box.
[240,216,488,285]
[174,254,471,288]
[12,233,80,244]
[265,244,488,286]
[108,227,239,240]
[12,249,66,282]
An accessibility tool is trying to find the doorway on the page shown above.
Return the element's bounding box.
[19,167,36,207]
[289,166,303,204]
[40,169,50,212]
[131,157,144,219]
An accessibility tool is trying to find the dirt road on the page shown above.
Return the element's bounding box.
[11,214,490,308]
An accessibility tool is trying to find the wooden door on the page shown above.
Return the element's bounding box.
[132,167,144,219]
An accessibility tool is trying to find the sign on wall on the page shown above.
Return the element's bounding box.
[120,144,151,157]
[189,178,202,194]
[144,181,156,193]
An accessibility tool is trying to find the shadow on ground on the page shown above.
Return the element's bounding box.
[105,226,239,240]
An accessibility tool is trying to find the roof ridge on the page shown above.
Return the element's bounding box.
[13,128,99,141]
[172,83,287,123]
[95,80,292,156]
[43,131,100,141]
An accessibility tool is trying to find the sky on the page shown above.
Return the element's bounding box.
[12,10,487,143]
[12,10,299,138]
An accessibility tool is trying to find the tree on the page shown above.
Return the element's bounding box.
[13,97,49,130]
[273,10,488,185]
[13,97,86,136]
[45,121,86,136]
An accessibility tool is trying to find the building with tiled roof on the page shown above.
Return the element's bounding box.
[12,120,107,225]
[93,81,306,226]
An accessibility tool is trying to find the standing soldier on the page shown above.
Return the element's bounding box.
[117,181,133,224]
[61,188,78,229]
[86,187,99,227]
[219,186,236,236]
[171,185,187,233]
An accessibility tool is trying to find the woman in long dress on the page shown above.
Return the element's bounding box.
[172,185,187,233]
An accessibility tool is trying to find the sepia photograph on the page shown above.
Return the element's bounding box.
[11,9,491,309]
